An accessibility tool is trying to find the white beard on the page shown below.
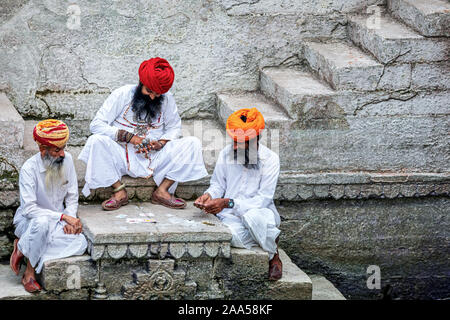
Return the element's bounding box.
[42,152,66,191]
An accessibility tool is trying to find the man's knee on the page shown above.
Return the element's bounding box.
[86,134,112,147]
[242,208,263,222]
[182,136,202,150]
[30,216,50,233]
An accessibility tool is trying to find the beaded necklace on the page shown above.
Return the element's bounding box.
[114,104,162,136]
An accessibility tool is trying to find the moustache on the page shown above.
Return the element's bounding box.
[54,156,65,164]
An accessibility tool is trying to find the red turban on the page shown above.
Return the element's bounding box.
[226,108,265,142]
[33,119,69,148]
[138,57,175,94]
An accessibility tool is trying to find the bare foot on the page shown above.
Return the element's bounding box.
[153,188,171,200]
[113,189,127,201]
[23,263,36,283]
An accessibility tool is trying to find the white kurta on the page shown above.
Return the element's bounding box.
[13,152,88,273]
[78,84,208,196]
[204,144,281,259]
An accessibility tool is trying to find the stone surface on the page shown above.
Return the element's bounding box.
[0,166,448,212]
[260,67,336,119]
[265,249,313,300]
[0,209,13,233]
[122,258,197,299]
[0,263,32,299]
[278,196,450,299]
[218,246,270,282]
[1,0,449,301]
[222,0,384,16]
[387,0,450,37]
[261,67,450,119]
[216,89,450,172]
[78,202,232,260]
[310,274,346,300]
[348,14,449,64]
[411,62,450,90]
[0,93,24,148]
[0,0,351,122]
[303,40,384,91]
[40,255,97,292]
[217,247,313,300]
[217,91,291,126]
[0,235,13,259]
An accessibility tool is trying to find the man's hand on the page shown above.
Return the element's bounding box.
[194,193,212,209]
[203,198,228,215]
[130,135,144,146]
[148,140,164,151]
[62,215,83,234]
[64,224,76,234]
[135,140,166,155]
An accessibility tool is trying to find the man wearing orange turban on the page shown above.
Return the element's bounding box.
[194,108,283,281]
[79,57,207,210]
[10,119,87,292]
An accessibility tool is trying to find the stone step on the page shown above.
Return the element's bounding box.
[217,91,291,127]
[2,162,449,212]
[310,275,346,300]
[266,248,312,299]
[348,14,449,64]
[303,40,421,91]
[37,247,312,300]
[0,263,33,300]
[0,93,25,148]
[303,40,386,91]
[215,90,450,172]
[261,67,450,119]
[387,0,450,37]
[260,67,337,119]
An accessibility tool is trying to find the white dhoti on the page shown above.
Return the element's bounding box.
[219,208,280,260]
[14,216,87,274]
[79,134,208,197]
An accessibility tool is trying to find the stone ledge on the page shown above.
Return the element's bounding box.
[265,249,313,300]
[310,274,346,300]
[348,14,449,64]
[78,202,232,261]
[0,172,448,210]
[388,0,450,37]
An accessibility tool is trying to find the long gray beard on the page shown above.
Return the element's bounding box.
[42,153,66,191]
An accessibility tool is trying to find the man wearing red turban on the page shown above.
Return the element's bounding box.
[10,119,87,292]
[194,108,283,281]
[79,57,207,210]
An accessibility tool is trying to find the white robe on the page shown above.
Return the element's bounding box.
[13,152,88,273]
[204,144,281,259]
[78,84,208,196]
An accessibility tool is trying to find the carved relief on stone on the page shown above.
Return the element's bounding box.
[121,259,196,300]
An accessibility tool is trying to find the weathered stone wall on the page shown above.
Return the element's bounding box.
[278,196,450,300]
[1,0,449,300]
[0,0,381,120]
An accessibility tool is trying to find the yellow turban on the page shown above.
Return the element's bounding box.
[226,107,265,142]
[33,119,69,148]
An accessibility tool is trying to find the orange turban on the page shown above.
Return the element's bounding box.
[226,108,265,142]
[33,119,69,148]
[138,57,174,95]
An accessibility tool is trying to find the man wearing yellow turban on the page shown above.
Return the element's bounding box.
[194,108,283,280]
[10,119,87,293]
